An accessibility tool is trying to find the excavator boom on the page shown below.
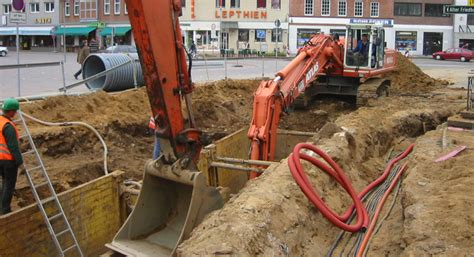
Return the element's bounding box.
[248,34,344,177]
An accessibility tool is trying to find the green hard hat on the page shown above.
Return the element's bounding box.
[1,98,20,111]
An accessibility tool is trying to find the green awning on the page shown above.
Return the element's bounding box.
[100,26,132,36]
[54,27,95,36]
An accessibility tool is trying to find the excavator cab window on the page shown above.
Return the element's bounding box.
[344,27,374,68]
[373,28,385,69]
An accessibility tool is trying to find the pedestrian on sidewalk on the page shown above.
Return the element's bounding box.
[74,40,90,80]
[0,98,23,215]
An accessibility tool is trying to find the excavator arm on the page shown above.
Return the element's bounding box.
[127,0,201,163]
[107,1,223,256]
[248,34,344,178]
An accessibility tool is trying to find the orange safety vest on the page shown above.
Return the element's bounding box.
[0,116,19,161]
[148,116,156,130]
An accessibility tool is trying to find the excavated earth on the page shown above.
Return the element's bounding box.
[10,55,474,256]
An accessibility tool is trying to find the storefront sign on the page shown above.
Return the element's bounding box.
[443,5,474,13]
[470,0,474,6]
[9,12,26,24]
[88,21,105,28]
[215,10,268,19]
[35,18,52,24]
[350,18,394,26]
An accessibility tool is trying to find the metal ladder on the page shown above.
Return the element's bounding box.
[15,111,84,257]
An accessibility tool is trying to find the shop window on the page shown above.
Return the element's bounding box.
[255,29,266,42]
[321,0,330,16]
[395,31,417,51]
[370,2,379,17]
[64,2,70,16]
[114,0,120,15]
[231,0,240,8]
[271,29,283,42]
[272,0,280,9]
[330,29,346,37]
[297,28,320,48]
[181,0,186,8]
[338,0,346,16]
[394,3,421,16]
[354,1,363,17]
[238,29,249,41]
[74,0,79,16]
[257,0,266,8]
[425,4,449,17]
[468,14,474,25]
[30,3,40,13]
[216,0,225,8]
[3,4,12,14]
[104,0,110,15]
[304,0,313,15]
[45,2,54,13]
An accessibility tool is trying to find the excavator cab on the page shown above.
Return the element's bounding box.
[344,25,386,69]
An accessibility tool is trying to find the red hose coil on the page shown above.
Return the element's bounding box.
[288,143,414,232]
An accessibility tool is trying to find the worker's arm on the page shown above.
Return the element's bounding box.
[3,123,23,167]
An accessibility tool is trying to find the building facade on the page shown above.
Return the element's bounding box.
[392,0,453,55]
[179,0,290,55]
[57,0,132,51]
[289,0,455,55]
[0,0,59,49]
[453,0,474,49]
[288,0,393,54]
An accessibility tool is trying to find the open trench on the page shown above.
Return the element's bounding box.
[9,54,471,255]
[176,91,467,256]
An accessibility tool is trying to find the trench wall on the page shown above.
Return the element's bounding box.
[0,171,124,257]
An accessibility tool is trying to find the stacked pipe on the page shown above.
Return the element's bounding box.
[82,53,144,92]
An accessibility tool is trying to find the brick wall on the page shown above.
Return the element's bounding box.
[62,0,129,25]
[393,0,453,25]
[290,0,393,19]
[0,171,124,257]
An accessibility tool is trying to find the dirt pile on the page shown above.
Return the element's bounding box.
[386,53,450,94]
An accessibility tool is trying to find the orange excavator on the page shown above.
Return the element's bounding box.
[248,26,397,175]
[106,0,397,255]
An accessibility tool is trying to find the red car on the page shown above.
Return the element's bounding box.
[432,48,474,62]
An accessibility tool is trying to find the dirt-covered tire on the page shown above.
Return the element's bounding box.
[435,55,442,60]
[460,56,467,62]
[0,51,6,57]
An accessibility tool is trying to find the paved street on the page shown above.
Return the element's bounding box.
[1,50,473,99]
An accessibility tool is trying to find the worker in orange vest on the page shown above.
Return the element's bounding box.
[149,116,161,159]
[0,98,23,215]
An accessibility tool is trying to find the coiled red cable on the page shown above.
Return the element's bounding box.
[288,143,414,232]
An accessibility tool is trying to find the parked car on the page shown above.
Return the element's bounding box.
[432,48,474,62]
[0,46,8,57]
[104,45,137,54]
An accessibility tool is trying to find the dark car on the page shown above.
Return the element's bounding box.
[104,45,137,54]
[432,48,474,62]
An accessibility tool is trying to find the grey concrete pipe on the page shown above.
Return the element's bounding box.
[82,53,144,92]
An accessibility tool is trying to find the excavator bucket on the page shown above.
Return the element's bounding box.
[106,157,224,256]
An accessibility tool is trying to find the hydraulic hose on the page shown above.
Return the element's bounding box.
[288,143,414,232]
[20,111,109,175]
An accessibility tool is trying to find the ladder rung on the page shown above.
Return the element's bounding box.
[55,228,70,237]
[22,150,35,156]
[34,181,49,189]
[48,213,63,221]
[62,244,78,253]
[27,166,42,173]
[40,196,56,205]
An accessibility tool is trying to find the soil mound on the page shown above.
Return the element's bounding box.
[387,53,450,94]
